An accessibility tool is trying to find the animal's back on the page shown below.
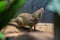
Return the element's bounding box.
[16,13,38,26]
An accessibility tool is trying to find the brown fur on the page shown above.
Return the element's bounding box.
[1,8,44,33]
[15,8,44,30]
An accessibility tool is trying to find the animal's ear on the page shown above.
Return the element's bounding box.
[32,8,44,20]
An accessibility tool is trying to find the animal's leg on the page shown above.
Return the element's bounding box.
[34,25,37,31]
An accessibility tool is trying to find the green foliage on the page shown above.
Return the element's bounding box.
[0,1,7,13]
[0,0,25,30]
[0,32,5,40]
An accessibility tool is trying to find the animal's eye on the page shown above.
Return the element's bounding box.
[31,19,36,21]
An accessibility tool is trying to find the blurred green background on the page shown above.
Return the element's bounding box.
[0,0,25,30]
[0,0,25,40]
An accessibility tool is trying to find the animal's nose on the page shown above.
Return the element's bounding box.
[40,8,44,13]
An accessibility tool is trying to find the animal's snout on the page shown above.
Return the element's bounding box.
[40,8,44,13]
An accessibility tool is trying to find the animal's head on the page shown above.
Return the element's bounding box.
[32,8,44,20]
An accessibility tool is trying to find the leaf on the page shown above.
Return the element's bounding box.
[0,32,4,40]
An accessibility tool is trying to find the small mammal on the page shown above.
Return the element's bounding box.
[1,8,44,32]
[15,8,44,31]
